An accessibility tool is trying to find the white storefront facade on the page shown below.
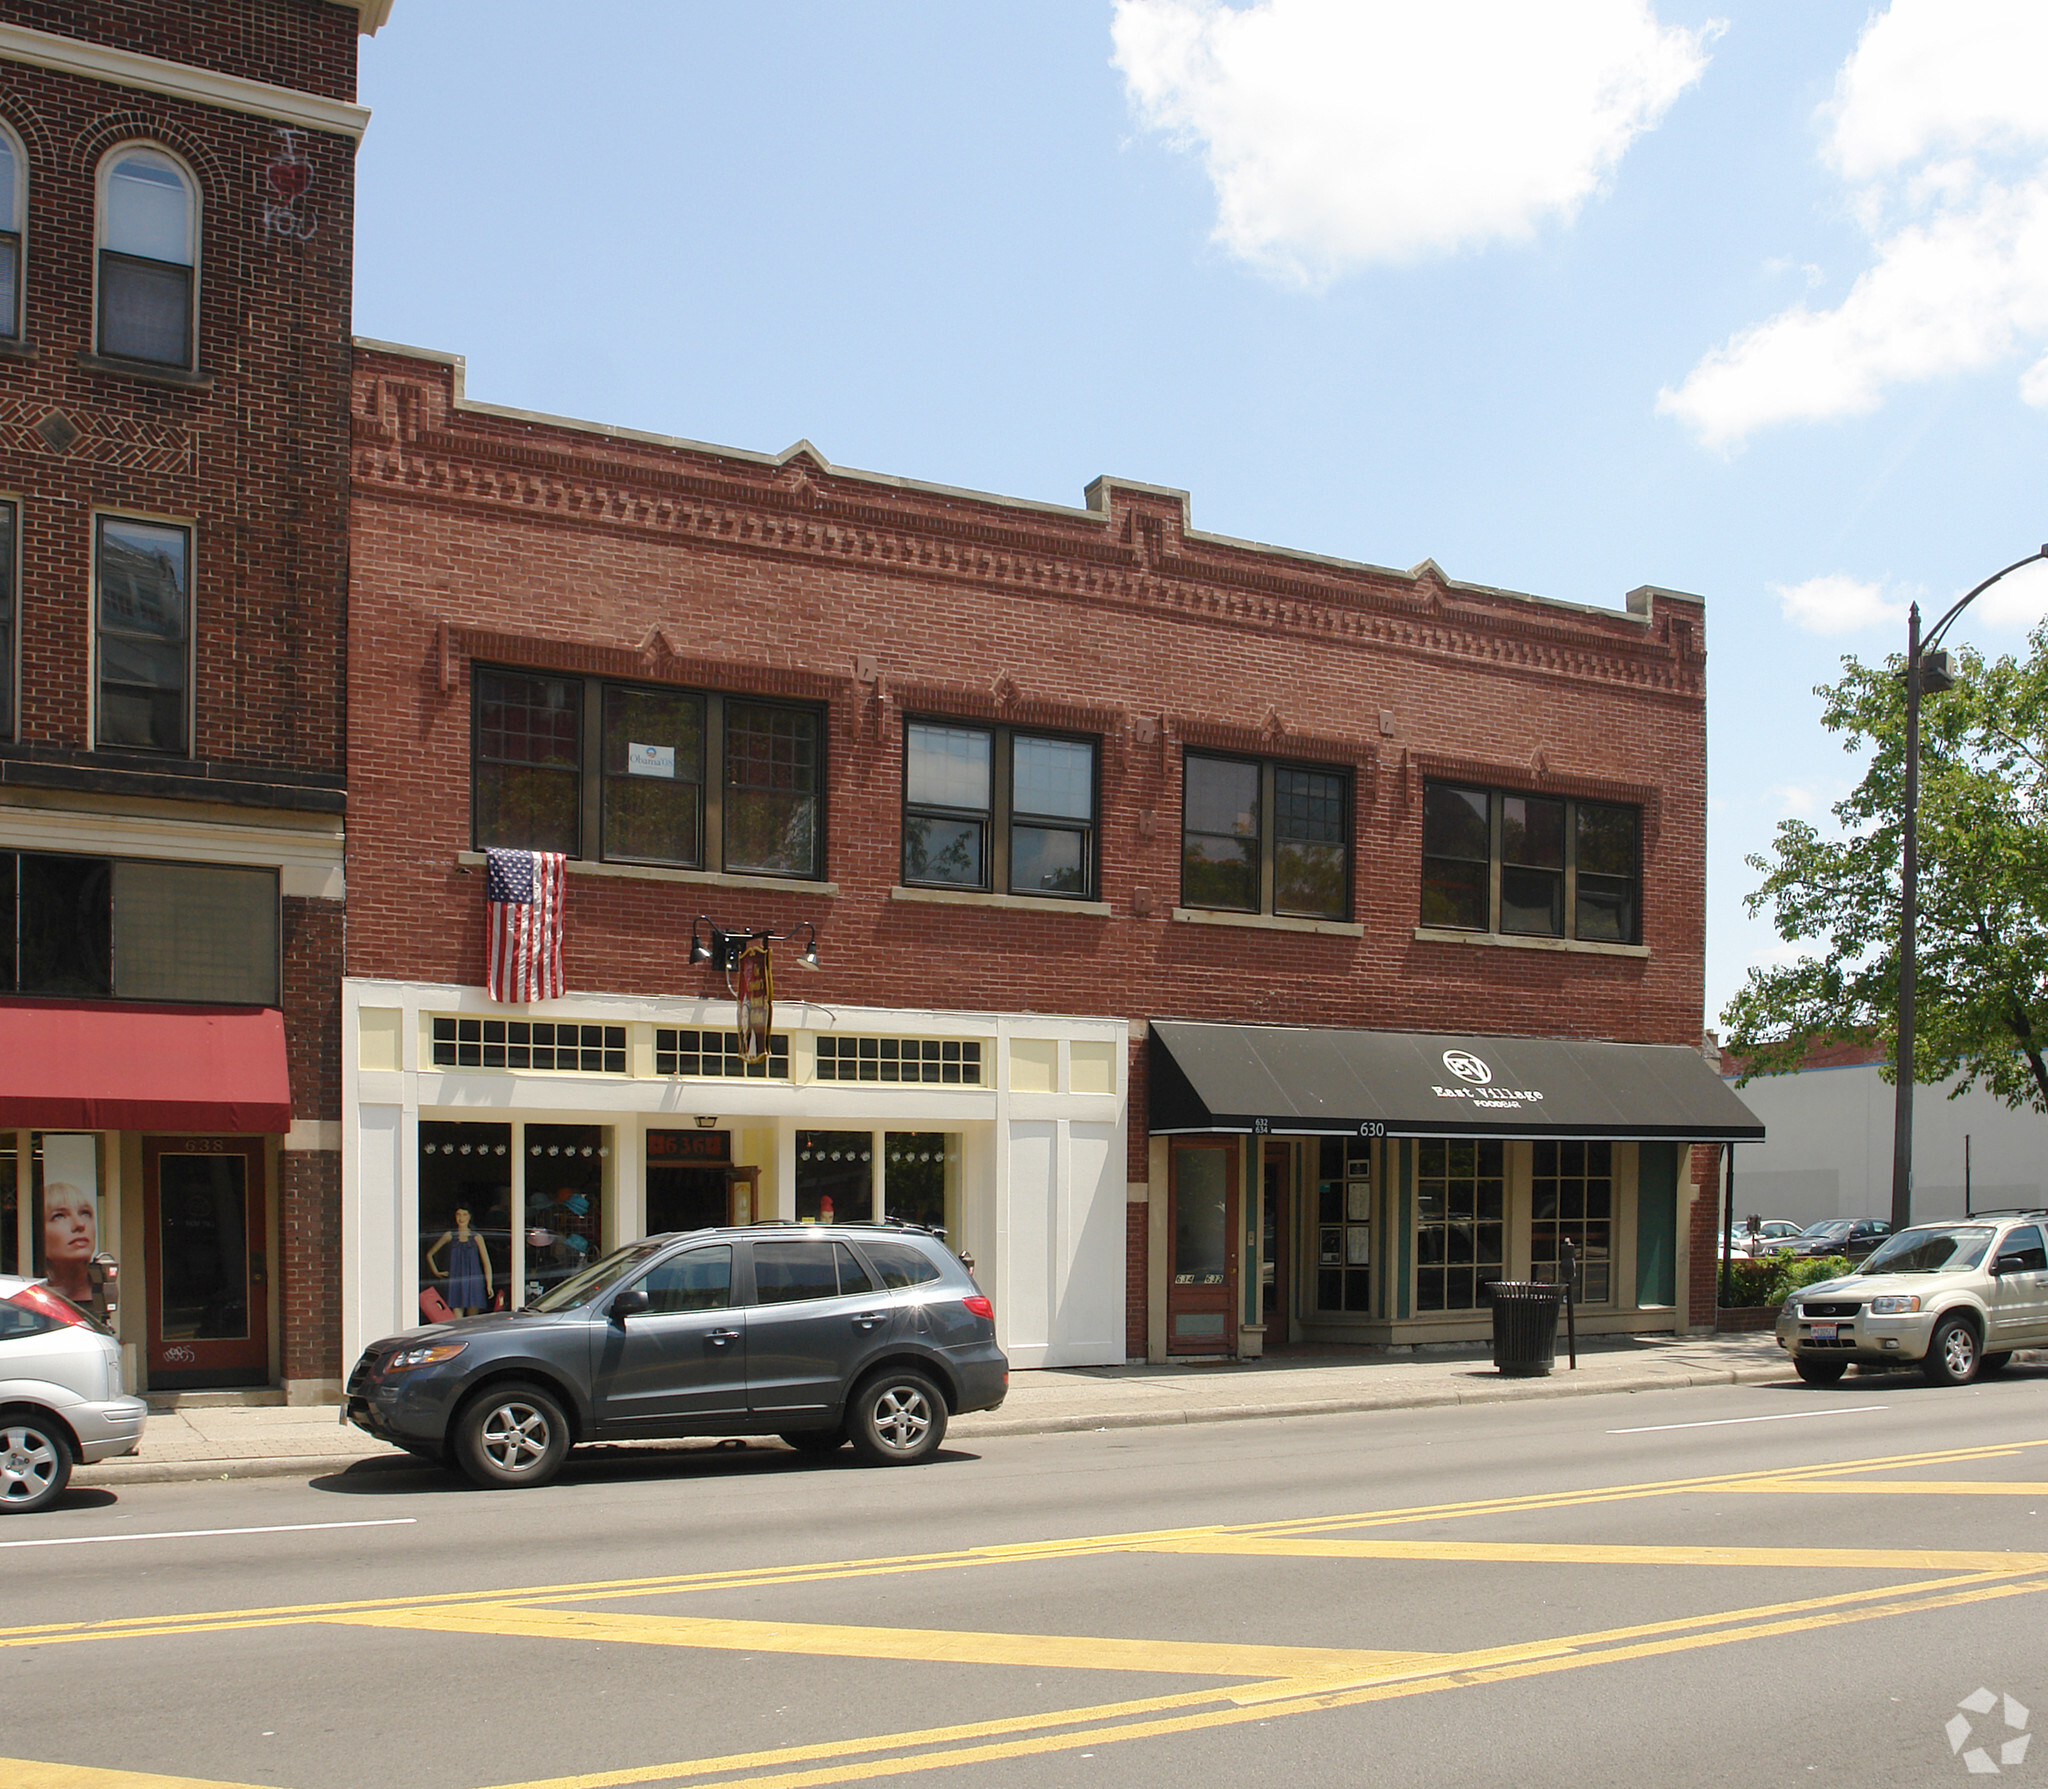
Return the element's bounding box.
[339,978,1128,1373]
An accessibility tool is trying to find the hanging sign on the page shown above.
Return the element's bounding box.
[735,936,773,1064]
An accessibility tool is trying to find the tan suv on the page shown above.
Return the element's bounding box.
[1775,1214,2048,1387]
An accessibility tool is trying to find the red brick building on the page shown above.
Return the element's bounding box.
[0,1,383,1400]
[340,342,1758,1371]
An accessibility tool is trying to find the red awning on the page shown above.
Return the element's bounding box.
[0,1001,292,1133]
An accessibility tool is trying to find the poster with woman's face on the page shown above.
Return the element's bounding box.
[35,1134,100,1310]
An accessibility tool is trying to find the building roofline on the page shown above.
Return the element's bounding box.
[351,337,1686,629]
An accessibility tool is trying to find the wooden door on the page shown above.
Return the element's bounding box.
[144,1138,269,1388]
[1168,1140,1238,1355]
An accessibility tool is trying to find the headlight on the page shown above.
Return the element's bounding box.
[384,1342,467,1372]
[1868,1295,1921,1315]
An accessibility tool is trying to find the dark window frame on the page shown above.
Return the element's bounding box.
[900,717,1100,900]
[1420,780,1642,946]
[470,665,826,880]
[1180,749,1352,921]
[93,512,192,758]
[0,498,16,741]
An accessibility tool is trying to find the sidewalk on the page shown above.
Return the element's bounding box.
[76,1331,1798,1488]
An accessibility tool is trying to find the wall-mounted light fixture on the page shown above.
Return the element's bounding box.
[688,916,821,974]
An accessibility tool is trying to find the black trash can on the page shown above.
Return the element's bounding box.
[1488,1281,1566,1377]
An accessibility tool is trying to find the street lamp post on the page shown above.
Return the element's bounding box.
[1889,546,2048,1234]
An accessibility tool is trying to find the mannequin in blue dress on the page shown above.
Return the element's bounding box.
[425,1207,493,1315]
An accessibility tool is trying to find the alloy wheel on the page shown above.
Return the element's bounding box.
[869,1386,933,1454]
[478,1400,553,1474]
[0,1425,60,1505]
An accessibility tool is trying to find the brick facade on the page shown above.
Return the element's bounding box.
[0,1,361,1393]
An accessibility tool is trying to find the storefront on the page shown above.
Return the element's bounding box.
[1147,1021,1763,1355]
[0,1001,294,1391]
[340,979,1128,1372]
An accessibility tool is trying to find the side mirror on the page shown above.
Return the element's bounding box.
[609,1286,650,1321]
[1994,1255,2022,1277]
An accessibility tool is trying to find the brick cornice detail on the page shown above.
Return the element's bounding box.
[354,432,1705,705]
[451,627,848,704]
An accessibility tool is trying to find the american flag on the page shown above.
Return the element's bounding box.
[485,848,566,1002]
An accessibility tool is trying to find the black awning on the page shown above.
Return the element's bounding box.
[1149,1020,1764,1142]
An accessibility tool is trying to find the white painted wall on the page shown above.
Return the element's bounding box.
[1723,1063,2048,1224]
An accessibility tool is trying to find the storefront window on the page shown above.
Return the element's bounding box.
[1316,1138,1373,1314]
[796,1131,872,1224]
[1531,1140,1613,1303]
[884,1133,959,1235]
[1,1138,17,1276]
[1415,1139,1505,1312]
[419,1123,512,1320]
[645,1128,731,1234]
[524,1124,607,1301]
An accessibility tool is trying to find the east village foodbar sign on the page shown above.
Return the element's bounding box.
[1429,1050,1548,1113]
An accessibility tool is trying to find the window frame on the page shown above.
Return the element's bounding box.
[470,665,826,881]
[900,717,1100,900]
[91,509,194,758]
[1179,748,1352,921]
[0,494,17,742]
[1420,780,1642,946]
[93,143,200,371]
[0,121,25,343]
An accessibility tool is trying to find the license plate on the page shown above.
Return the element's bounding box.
[1810,1323,1838,1342]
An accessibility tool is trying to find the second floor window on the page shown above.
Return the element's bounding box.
[473,666,823,879]
[902,720,1097,898]
[96,516,190,755]
[1421,781,1641,944]
[98,147,197,368]
[0,500,14,740]
[1181,751,1349,921]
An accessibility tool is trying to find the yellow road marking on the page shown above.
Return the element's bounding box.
[0,1764,272,1789]
[324,1602,1437,1678]
[1717,1479,2048,1497]
[1136,1536,2048,1572]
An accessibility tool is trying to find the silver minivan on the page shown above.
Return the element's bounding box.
[0,1275,147,1512]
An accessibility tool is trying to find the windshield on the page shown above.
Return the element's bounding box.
[1858,1226,1993,1275]
[1801,1221,1852,1239]
[528,1239,666,1312]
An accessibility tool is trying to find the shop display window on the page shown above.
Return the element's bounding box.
[524,1124,608,1302]
[1,1138,16,1276]
[1316,1137,1374,1314]
[1531,1140,1613,1303]
[884,1133,960,1235]
[645,1129,731,1234]
[419,1123,513,1319]
[1414,1138,1505,1312]
[796,1131,872,1224]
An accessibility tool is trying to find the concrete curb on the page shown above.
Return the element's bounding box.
[75,1361,1797,1487]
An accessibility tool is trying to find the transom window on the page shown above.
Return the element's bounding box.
[654,1029,791,1079]
[1414,1138,1505,1312]
[902,720,1097,898]
[1181,751,1349,920]
[814,1036,983,1085]
[0,127,22,341]
[1421,782,1640,944]
[98,146,197,368]
[472,667,823,879]
[96,516,190,755]
[430,1017,626,1073]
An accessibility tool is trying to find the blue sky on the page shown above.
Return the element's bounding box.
[354,2,2048,1028]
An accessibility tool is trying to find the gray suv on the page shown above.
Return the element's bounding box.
[346,1223,1007,1488]
[1776,1212,2048,1386]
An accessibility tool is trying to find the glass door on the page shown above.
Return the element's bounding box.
[143,1138,268,1388]
[1168,1140,1237,1355]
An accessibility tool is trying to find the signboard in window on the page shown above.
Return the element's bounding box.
[627,742,675,778]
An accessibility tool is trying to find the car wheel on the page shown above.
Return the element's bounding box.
[1794,1357,1848,1386]
[847,1368,947,1467]
[1924,1317,1981,1387]
[779,1430,847,1456]
[1980,1352,2013,1378]
[0,1412,73,1515]
[454,1382,570,1488]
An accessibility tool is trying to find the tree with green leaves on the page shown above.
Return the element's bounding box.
[1722,621,2048,1113]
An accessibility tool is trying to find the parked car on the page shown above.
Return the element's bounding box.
[1772,1218,1893,1262]
[1776,1212,2048,1386]
[347,1223,1008,1488]
[0,1276,147,1513]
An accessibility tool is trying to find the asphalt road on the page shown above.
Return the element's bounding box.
[4,1368,2047,1789]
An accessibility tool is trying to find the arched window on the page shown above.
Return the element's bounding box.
[0,125,22,341]
[97,146,196,368]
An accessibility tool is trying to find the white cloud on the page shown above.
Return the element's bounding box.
[1972,553,2048,629]
[1111,0,1714,285]
[1661,0,2048,448]
[1772,573,1906,635]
